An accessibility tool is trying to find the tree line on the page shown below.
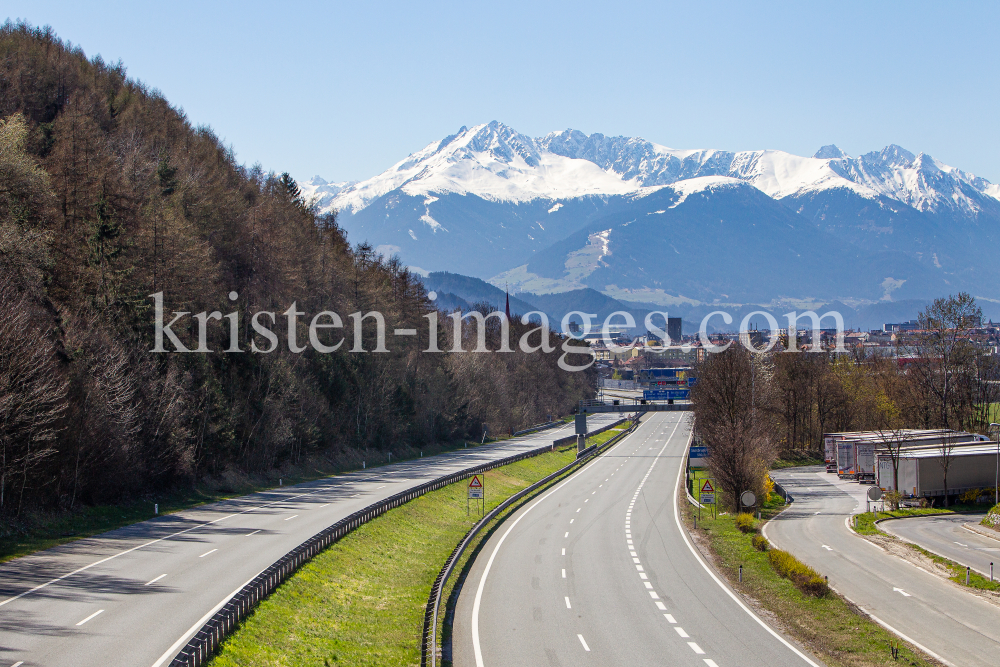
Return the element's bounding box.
[0,22,595,517]
[691,293,1000,508]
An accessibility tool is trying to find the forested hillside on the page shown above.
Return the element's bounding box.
[0,22,594,516]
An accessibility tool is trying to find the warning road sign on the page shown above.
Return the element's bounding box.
[700,479,715,495]
[468,475,483,489]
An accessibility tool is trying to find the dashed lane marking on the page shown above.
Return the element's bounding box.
[577,634,591,651]
[76,609,104,626]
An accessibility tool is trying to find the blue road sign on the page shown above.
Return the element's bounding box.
[643,389,690,400]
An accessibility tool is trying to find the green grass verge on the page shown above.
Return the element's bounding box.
[686,500,938,667]
[903,542,1000,592]
[851,508,1000,593]
[206,430,628,667]
[850,505,988,536]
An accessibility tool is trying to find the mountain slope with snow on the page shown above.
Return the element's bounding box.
[312,121,1000,304]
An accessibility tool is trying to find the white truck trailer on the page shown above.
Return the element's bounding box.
[876,443,1000,499]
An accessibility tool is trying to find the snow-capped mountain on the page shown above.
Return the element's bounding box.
[298,176,356,212]
[322,122,998,216]
[310,122,1000,305]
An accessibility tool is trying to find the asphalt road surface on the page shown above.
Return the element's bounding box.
[768,467,1000,667]
[881,513,1000,579]
[0,415,619,667]
[452,412,821,667]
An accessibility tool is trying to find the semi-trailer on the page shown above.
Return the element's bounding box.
[876,443,1000,499]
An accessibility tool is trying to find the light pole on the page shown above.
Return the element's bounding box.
[990,423,1000,504]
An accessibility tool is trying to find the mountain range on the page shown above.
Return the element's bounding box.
[300,122,1000,310]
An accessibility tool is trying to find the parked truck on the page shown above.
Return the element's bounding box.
[837,441,856,479]
[876,443,999,498]
[824,436,839,473]
[855,442,876,484]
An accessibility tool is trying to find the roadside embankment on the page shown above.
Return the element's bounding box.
[683,494,942,667]
[207,427,629,666]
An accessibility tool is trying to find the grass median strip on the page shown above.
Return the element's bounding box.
[208,427,627,667]
[685,497,940,667]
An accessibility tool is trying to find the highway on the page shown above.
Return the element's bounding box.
[767,467,1000,667]
[0,416,618,667]
[880,513,999,579]
[452,412,821,667]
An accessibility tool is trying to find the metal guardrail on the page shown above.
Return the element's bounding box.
[420,416,639,667]
[168,418,627,667]
[512,420,562,437]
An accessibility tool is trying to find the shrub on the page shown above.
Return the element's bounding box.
[763,475,775,503]
[960,488,984,505]
[883,490,902,510]
[752,534,769,551]
[982,504,1000,528]
[768,548,829,597]
[735,513,757,533]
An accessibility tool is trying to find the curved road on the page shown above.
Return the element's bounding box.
[452,412,821,667]
[768,467,1000,667]
[880,513,1000,579]
[0,416,618,667]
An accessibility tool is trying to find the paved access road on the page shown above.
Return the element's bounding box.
[880,513,1000,579]
[453,412,821,667]
[768,467,1000,667]
[0,416,619,667]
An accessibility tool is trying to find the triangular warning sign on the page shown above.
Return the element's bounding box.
[469,475,483,488]
[700,479,714,494]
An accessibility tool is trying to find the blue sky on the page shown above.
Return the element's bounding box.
[8,1,1000,183]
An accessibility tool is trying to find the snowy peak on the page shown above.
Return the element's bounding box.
[322,123,997,218]
[814,144,848,159]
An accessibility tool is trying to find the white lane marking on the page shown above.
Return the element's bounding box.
[576,508,581,512]
[470,416,653,667]
[76,609,104,626]
[145,574,167,586]
[577,634,591,651]
[639,573,648,579]
[814,511,821,515]
[151,572,260,667]
[376,485,387,489]
[822,545,833,551]
[649,591,660,599]
[653,599,664,608]
[562,569,566,578]
[565,596,572,609]
[0,478,341,609]
[199,549,217,558]
[562,548,566,555]
[284,515,298,521]
[862,609,957,667]
[12,661,24,667]
[893,587,911,597]
[584,499,589,503]
[665,613,676,623]
[672,425,822,667]
[954,542,967,547]
[704,660,720,667]
[564,532,569,538]
[688,642,705,654]
[633,558,641,564]
[636,565,643,571]
[318,503,330,508]
[675,626,689,638]
[246,529,261,536]
[644,582,653,589]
